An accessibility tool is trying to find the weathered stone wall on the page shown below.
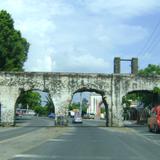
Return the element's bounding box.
[0,72,160,127]
[112,74,160,126]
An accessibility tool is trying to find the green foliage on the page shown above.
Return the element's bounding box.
[137,64,160,107]
[122,93,138,107]
[138,93,154,108]
[122,65,160,121]
[100,108,105,113]
[82,105,87,115]
[69,99,88,115]
[0,10,29,71]
[68,103,80,110]
[34,106,48,116]
[122,92,154,109]
[153,87,160,94]
[16,91,41,109]
[138,64,160,76]
[45,96,55,113]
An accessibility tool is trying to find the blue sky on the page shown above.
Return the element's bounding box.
[0,0,160,73]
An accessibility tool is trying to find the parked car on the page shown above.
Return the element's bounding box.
[83,114,89,119]
[89,113,95,119]
[82,113,95,119]
[16,110,23,117]
[48,113,55,119]
[148,105,160,133]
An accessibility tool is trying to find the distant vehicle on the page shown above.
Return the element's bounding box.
[48,113,55,119]
[73,116,83,123]
[148,105,160,133]
[73,112,82,123]
[27,110,36,116]
[83,113,95,119]
[83,114,89,119]
[15,109,23,117]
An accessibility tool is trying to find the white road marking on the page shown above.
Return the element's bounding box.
[13,154,140,159]
[13,154,57,159]
[48,138,69,142]
[142,133,157,136]
[62,132,75,135]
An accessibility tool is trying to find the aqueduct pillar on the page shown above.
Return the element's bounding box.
[50,91,72,116]
[0,86,19,126]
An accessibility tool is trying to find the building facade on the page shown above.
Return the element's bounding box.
[87,94,103,118]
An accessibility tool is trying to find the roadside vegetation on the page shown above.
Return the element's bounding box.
[16,90,55,116]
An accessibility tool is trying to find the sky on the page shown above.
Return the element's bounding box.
[0,0,160,73]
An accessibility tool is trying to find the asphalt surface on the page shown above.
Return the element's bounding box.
[1,117,160,160]
[68,118,106,127]
[0,117,105,143]
[0,116,55,141]
[10,124,160,160]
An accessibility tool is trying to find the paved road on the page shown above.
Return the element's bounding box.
[68,118,106,127]
[1,117,160,160]
[127,125,160,145]
[0,117,104,143]
[0,116,55,142]
[10,125,160,160]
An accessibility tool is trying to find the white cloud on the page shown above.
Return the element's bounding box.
[29,54,55,72]
[95,24,148,45]
[69,54,109,67]
[0,0,159,73]
[84,0,160,18]
[55,53,110,73]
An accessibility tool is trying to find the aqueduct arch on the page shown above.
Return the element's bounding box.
[0,72,160,127]
[71,86,110,126]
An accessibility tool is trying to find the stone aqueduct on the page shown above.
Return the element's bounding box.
[0,71,160,127]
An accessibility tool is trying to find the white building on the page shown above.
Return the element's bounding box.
[87,94,102,117]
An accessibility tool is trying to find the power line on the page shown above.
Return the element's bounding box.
[145,32,160,54]
[138,19,160,57]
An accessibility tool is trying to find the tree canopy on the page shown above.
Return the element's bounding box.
[16,91,41,110]
[69,98,88,115]
[0,10,29,71]
[138,64,160,76]
[45,96,55,113]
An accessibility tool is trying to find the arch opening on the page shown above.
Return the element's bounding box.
[68,87,109,127]
[15,89,55,127]
[122,89,160,126]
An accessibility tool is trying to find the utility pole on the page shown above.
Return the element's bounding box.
[80,92,82,116]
